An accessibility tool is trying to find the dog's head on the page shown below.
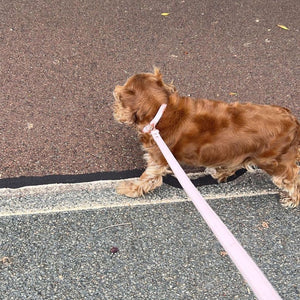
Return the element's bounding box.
[113,67,176,127]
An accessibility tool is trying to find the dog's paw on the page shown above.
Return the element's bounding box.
[116,180,144,198]
[208,169,229,183]
[279,191,299,208]
[280,197,298,208]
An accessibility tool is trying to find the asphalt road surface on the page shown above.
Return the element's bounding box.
[1,0,299,183]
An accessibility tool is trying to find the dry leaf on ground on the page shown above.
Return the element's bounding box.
[277,24,289,30]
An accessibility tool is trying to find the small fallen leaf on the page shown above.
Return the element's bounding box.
[277,24,289,30]
[161,13,170,16]
[257,221,269,230]
[261,221,269,228]
[1,257,12,265]
[229,92,237,96]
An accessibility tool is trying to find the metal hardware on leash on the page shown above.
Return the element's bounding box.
[143,104,282,300]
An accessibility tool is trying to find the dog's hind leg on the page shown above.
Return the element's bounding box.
[272,164,299,208]
[257,146,299,208]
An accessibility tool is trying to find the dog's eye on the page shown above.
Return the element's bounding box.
[126,89,135,95]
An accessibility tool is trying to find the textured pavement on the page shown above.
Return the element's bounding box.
[0,0,299,299]
[0,171,299,299]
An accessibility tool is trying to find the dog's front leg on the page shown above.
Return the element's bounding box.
[116,153,169,197]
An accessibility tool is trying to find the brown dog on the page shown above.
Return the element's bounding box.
[113,68,300,207]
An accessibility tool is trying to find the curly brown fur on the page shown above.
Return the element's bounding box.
[113,67,300,208]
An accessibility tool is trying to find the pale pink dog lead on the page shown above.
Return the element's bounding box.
[143,104,281,300]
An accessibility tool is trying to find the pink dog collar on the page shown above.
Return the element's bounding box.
[144,104,282,300]
[143,103,167,133]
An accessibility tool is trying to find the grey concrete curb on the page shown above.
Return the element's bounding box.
[0,170,279,217]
